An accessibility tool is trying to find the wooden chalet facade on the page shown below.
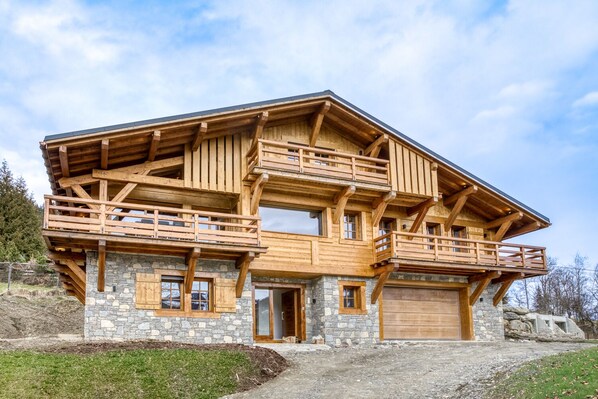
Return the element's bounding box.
[40,91,549,343]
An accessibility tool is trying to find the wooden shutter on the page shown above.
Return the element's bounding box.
[135,273,161,309]
[360,285,367,312]
[214,278,236,312]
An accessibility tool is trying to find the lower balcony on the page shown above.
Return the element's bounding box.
[374,231,547,276]
[43,195,266,259]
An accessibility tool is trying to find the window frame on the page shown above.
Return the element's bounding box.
[259,204,325,237]
[343,212,361,240]
[154,269,219,318]
[338,281,367,315]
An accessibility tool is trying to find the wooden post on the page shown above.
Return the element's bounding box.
[298,148,304,172]
[153,209,159,238]
[43,198,50,229]
[97,240,106,292]
[351,157,356,180]
[99,204,106,234]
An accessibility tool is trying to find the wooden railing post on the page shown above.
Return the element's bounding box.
[99,204,106,234]
[256,218,262,246]
[298,148,304,172]
[43,197,50,229]
[434,237,439,260]
[194,214,199,242]
[153,209,159,238]
[495,244,500,266]
[257,141,263,167]
[351,157,356,180]
[386,163,391,184]
[391,232,397,258]
[475,242,480,263]
[520,246,525,267]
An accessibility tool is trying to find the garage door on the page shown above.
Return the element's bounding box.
[382,287,461,340]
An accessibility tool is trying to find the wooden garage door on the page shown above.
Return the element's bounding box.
[382,287,461,340]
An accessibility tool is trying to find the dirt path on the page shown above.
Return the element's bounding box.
[226,341,596,399]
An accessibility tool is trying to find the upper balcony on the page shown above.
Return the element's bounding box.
[247,139,392,192]
[42,195,266,259]
[374,231,547,276]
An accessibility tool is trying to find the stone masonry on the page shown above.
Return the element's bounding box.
[85,252,253,344]
[311,276,379,346]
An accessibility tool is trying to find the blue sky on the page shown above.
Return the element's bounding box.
[0,0,597,267]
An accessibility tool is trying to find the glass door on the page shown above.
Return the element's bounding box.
[254,288,273,340]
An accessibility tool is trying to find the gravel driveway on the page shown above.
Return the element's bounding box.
[226,341,596,399]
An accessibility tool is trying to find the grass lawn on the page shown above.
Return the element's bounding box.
[0,282,59,294]
[0,349,257,399]
[488,346,598,399]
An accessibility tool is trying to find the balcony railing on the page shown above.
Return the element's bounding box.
[374,231,546,271]
[248,139,390,186]
[43,195,261,247]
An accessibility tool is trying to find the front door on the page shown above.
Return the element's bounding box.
[253,285,304,342]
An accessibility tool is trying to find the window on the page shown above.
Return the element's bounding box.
[343,213,360,240]
[426,223,440,250]
[161,276,183,310]
[259,206,323,236]
[338,281,366,314]
[378,218,394,237]
[160,275,213,312]
[191,279,212,311]
[451,226,467,253]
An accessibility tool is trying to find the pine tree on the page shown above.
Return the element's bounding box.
[0,160,46,263]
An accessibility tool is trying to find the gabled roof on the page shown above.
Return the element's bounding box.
[41,90,550,225]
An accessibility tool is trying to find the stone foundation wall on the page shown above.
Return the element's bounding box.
[311,276,379,346]
[84,252,253,344]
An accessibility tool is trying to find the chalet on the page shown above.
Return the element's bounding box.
[40,91,550,344]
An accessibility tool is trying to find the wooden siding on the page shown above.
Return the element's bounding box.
[185,133,242,193]
[388,139,438,197]
[250,210,375,277]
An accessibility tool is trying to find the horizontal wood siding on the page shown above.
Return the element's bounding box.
[187,133,241,194]
[389,139,438,197]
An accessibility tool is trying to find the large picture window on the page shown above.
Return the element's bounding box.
[259,206,323,236]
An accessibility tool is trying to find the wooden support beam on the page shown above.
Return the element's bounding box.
[443,186,477,231]
[332,185,356,224]
[191,122,208,151]
[494,220,513,242]
[372,191,396,227]
[59,145,70,178]
[184,248,201,294]
[148,130,161,162]
[364,134,388,158]
[70,184,100,210]
[48,251,87,263]
[100,139,110,169]
[235,252,255,298]
[406,196,438,234]
[59,156,184,188]
[250,173,269,215]
[443,185,478,207]
[97,240,106,292]
[56,267,85,293]
[493,272,524,285]
[309,101,331,147]
[92,169,185,189]
[493,278,519,307]
[469,272,501,306]
[252,112,269,142]
[371,264,395,304]
[99,180,108,201]
[64,259,87,291]
[503,222,542,240]
[468,271,501,284]
[106,170,150,211]
[484,212,523,230]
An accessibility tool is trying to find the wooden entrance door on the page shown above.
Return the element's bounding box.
[281,290,297,337]
[382,287,462,340]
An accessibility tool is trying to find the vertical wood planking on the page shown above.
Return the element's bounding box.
[410,151,418,194]
[416,154,425,195]
[233,134,241,193]
[396,143,405,192]
[225,135,233,192]
[423,160,432,196]
[388,140,398,191]
[402,147,411,193]
[184,144,192,188]
[200,141,208,190]
[217,136,225,190]
[209,139,217,191]
[192,148,200,189]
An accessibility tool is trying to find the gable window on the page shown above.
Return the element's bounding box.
[338,281,366,314]
[343,213,360,240]
[259,206,323,236]
[191,279,212,311]
[161,276,183,310]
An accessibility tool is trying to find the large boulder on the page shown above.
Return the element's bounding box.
[503,306,529,315]
[503,312,519,321]
[508,319,532,333]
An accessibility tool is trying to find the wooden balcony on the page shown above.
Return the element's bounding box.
[247,139,391,191]
[42,195,266,259]
[374,231,547,276]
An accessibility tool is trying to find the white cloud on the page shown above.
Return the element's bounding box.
[572,91,598,108]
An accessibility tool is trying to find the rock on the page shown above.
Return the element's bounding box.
[502,306,529,315]
[508,320,532,333]
[503,312,519,321]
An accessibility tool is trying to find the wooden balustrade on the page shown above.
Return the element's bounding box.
[43,195,261,247]
[374,231,546,270]
[248,139,390,186]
